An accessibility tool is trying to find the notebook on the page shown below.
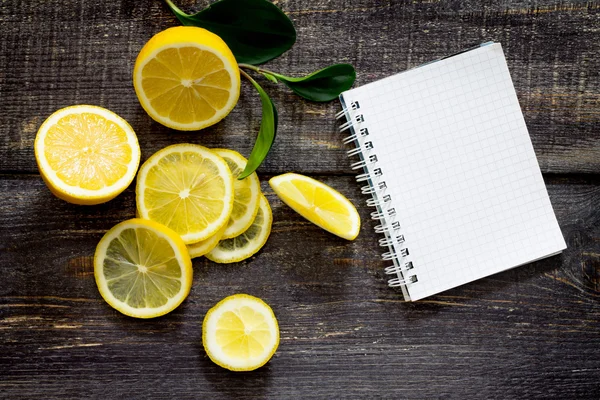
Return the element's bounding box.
[338,42,566,301]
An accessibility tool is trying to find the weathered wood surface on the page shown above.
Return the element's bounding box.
[1,0,599,174]
[1,0,599,398]
[1,176,599,398]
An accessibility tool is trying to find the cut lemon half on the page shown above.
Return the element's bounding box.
[34,105,140,205]
[136,144,234,244]
[94,218,193,319]
[206,194,272,264]
[212,149,261,239]
[133,26,241,131]
[187,225,226,259]
[269,173,360,240]
[203,294,279,371]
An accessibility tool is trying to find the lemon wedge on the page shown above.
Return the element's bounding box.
[212,149,261,239]
[203,294,279,371]
[206,194,272,263]
[136,144,234,244]
[94,218,193,318]
[269,173,360,240]
[133,26,240,131]
[34,105,140,205]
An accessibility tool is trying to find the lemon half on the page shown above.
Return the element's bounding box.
[35,105,140,205]
[133,26,240,131]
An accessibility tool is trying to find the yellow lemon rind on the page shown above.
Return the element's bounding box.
[202,294,279,372]
[187,225,227,259]
[93,218,193,319]
[205,194,272,264]
[34,105,141,205]
[211,148,261,239]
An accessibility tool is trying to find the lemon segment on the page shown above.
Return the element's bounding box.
[136,144,234,244]
[206,194,272,264]
[34,105,140,205]
[133,26,240,131]
[212,149,261,239]
[269,173,360,240]
[94,218,193,318]
[187,225,226,259]
[203,294,279,371]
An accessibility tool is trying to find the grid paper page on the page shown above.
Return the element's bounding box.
[342,43,566,301]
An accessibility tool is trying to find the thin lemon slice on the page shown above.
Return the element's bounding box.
[269,173,360,240]
[187,225,226,259]
[34,105,140,205]
[133,26,241,131]
[136,144,234,244]
[94,218,193,318]
[203,294,279,371]
[206,194,272,264]
[212,149,261,239]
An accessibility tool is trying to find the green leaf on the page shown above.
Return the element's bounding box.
[270,64,356,102]
[164,0,296,65]
[262,72,278,84]
[239,74,277,179]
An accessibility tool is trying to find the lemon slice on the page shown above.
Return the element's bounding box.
[133,26,241,131]
[206,194,272,263]
[34,105,140,205]
[94,218,193,318]
[212,149,261,239]
[203,294,279,371]
[187,225,226,259]
[269,173,360,240]
[136,144,234,244]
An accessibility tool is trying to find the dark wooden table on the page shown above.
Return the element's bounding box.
[1,1,599,398]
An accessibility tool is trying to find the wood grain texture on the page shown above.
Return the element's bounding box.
[1,0,599,398]
[0,0,599,174]
[1,175,599,399]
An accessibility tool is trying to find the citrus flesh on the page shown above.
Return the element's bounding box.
[212,149,261,239]
[206,194,272,264]
[34,105,140,205]
[133,26,240,131]
[94,218,193,318]
[269,173,360,240]
[203,294,279,371]
[136,144,234,244]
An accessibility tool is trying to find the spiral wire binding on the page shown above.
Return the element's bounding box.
[338,101,418,289]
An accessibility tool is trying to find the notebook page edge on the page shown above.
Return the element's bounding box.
[338,92,413,301]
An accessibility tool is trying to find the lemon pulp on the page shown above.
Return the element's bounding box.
[136,144,234,244]
[94,218,193,318]
[203,294,279,371]
[35,105,140,205]
[133,26,240,131]
[269,173,360,240]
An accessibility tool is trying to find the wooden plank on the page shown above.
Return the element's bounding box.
[1,174,599,398]
[0,1,599,175]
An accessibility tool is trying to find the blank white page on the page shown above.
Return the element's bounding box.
[341,43,566,301]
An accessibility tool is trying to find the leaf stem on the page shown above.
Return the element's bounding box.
[239,68,257,84]
[164,0,185,15]
[239,63,276,76]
